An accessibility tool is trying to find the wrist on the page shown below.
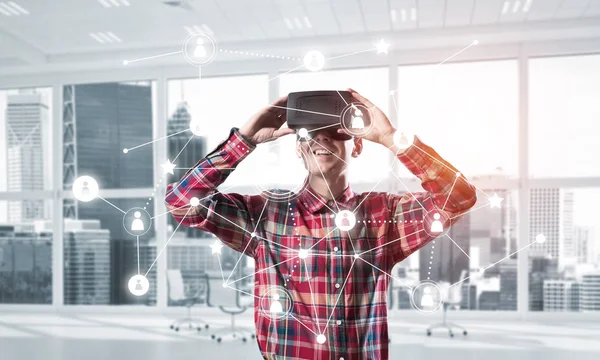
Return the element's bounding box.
[237,127,256,145]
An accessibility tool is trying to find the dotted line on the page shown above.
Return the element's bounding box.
[144,175,167,210]
[219,48,301,61]
[427,240,436,281]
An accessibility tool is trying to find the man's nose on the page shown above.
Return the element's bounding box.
[312,130,332,142]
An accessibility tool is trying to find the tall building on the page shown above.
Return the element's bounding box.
[574,226,593,264]
[61,219,110,305]
[499,259,517,310]
[529,255,559,311]
[0,223,52,304]
[62,82,155,305]
[5,93,51,223]
[529,189,574,266]
[580,272,600,311]
[419,213,470,284]
[167,101,209,239]
[543,280,578,311]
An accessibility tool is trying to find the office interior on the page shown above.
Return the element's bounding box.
[1,0,600,359]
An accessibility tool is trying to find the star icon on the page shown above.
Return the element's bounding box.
[375,39,390,54]
[161,159,176,175]
[210,241,224,255]
[489,193,504,208]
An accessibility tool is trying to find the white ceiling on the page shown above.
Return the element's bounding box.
[0,0,599,71]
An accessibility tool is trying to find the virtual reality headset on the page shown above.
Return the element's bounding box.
[286,90,366,141]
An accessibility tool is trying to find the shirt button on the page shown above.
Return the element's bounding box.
[334,246,339,251]
[336,320,342,325]
[335,283,340,289]
[340,358,345,360]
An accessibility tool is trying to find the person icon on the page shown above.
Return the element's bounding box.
[135,279,143,291]
[430,213,443,233]
[341,213,350,227]
[81,181,91,197]
[421,286,434,307]
[351,108,365,129]
[194,38,207,58]
[131,211,145,231]
[270,293,283,314]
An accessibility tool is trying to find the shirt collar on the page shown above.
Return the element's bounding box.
[298,179,356,214]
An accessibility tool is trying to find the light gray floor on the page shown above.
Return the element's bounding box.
[1,311,599,360]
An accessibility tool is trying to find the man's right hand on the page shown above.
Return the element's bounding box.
[239,95,296,145]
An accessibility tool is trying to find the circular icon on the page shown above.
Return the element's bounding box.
[421,208,452,238]
[316,334,326,344]
[535,234,546,244]
[392,130,415,152]
[128,274,150,296]
[123,207,152,236]
[189,120,203,136]
[182,32,218,66]
[303,50,325,72]
[255,139,309,203]
[335,210,356,231]
[73,176,99,202]
[340,103,373,138]
[410,280,443,313]
[259,286,293,320]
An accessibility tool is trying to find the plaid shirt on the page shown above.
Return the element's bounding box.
[165,127,477,360]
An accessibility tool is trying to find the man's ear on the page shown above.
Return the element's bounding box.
[352,137,363,157]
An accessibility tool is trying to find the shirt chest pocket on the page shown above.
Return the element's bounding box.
[267,234,326,285]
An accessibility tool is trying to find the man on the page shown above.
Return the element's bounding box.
[165,88,477,360]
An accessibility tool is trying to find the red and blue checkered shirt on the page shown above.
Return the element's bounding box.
[165,127,477,360]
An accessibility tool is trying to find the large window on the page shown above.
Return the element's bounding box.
[396,60,518,179]
[528,188,600,312]
[529,55,600,178]
[279,68,391,183]
[62,81,157,306]
[0,87,53,304]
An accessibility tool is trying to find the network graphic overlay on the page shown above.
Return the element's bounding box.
[71,35,544,345]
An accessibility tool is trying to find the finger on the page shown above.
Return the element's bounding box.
[273,128,296,138]
[347,88,374,108]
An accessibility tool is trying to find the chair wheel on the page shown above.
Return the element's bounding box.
[170,325,174,329]
[232,333,236,337]
[463,330,468,336]
[205,324,209,329]
[426,330,431,336]
[242,337,247,342]
[197,327,202,332]
[217,337,222,343]
[449,332,454,338]
[175,327,179,332]
[251,334,256,339]
[211,334,216,339]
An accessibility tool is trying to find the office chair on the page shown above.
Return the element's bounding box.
[204,271,255,343]
[166,269,210,332]
[426,270,468,338]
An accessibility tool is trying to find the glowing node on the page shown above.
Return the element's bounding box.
[189,120,203,136]
[354,253,360,259]
[316,334,326,344]
[210,240,224,255]
[123,207,152,236]
[190,197,200,207]
[389,90,396,95]
[375,39,390,54]
[298,128,309,138]
[455,172,461,177]
[303,50,325,72]
[479,267,485,274]
[335,210,356,231]
[123,60,129,66]
[128,274,149,296]
[535,234,546,244]
[298,249,309,259]
[161,159,176,175]
[392,130,415,152]
[123,148,129,153]
[489,193,504,208]
[473,40,479,45]
[251,232,257,238]
[222,282,228,288]
[72,176,99,202]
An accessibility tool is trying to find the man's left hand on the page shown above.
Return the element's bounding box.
[337,88,396,148]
